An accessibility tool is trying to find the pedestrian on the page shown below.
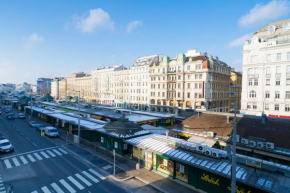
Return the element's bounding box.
[7,184,13,193]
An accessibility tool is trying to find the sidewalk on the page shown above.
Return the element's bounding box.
[58,130,200,193]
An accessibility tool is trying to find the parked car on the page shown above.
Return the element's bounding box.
[18,113,25,119]
[0,139,14,154]
[4,109,11,113]
[44,127,59,137]
[6,113,16,120]
[35,124,46,132]
[29,121,38,127]
[0,110,2,115]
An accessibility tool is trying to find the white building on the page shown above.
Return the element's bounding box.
[51,77,65,99]
[149,49,231,114]
[241,19,290,118]
[91,65,125,105]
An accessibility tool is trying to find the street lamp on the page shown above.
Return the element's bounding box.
[227,90,237,193]
[30,95,33,121]
[73,90,81,144]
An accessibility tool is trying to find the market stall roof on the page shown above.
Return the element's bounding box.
[125,134,290,193]
[141,125,169,135]
[25,106,65,114]
[125,114,159,123]
[98,115,150,139]
[132,111,175,118]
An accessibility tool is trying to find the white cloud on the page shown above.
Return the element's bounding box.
[126,20,142,33]
[229,33,252,48]
[239,0,290,27]
[23,33,44,49]
[74,8,114,33]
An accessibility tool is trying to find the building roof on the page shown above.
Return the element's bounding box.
[99,116,150,139]
[254,19,290,40]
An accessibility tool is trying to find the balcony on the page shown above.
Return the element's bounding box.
[167,79,176,83]
[248,74,259,78]
[167,70,176,74]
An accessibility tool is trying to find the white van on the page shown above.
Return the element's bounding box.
[44,127,59,138]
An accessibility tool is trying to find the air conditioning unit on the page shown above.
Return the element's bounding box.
[241,138,249,145]
[236,135,240,143]
[205,147,212,156]
[257,142,265,148]
[196,145,205,153]
[190,145,195,151]
[176,142,181,148]
[266,142,275,150]
[212,149,219,158]
[249,141,256,147]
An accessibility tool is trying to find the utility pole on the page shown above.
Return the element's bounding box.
[113,149,116,175]
[30,95,33,121]
[77,90,80,144]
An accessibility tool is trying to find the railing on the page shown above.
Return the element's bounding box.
[167,70,176,73]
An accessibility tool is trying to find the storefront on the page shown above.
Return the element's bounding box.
[156,155,174,176]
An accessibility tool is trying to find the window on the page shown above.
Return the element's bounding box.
[248,68,253,74]
[276,66,281,74]
[287,65,290,73]
[265,91,270,98]
[199,74,202,79]
[195,83,198,89]
[275,104,279,111]
[188,75,191,79]
[187,92,190,98]
[265,103,269,111]
[178,75,181,80]
[275,91,280,99]
[196,64,201,69]
[178,92,180,97]
[266,67,271,74]
[114,142,118,149]
[249,90,256,98]
[277,53,281,61]
[248,79,253,86]
[254,79,258,85]
[286,91,290,99]
[254,68,259,74]
[187,83,190,88]
[253,103,257,109]
[247,103,251,109]
[187,65,190,70]
[286,105,290,112]
[266,79,270,86]
[267,54,271,62]
[287,78,290,86]
[251,55,258,63]
[276,78,280,86]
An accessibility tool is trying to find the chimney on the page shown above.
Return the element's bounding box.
[227,116,230,123]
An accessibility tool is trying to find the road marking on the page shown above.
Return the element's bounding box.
[88,169,106,180]
[4,159,12,169]
[59,179,76,193]
[67,176,84,190]
[12,157,20,166]
[58,148,68,154]
[20,132,24,135]
[16,129,19,131]
[19,156,28,164]
[31,191,38,193]
[75,173,92,186]
[0,187,4,191]
[27,154,36,162]
[33,143,37,147]
[82,171,99,183]
[102,165,112,170]
[33,153,43,160]
[1,146,60,160]
[41,186,51,193]
[40,151,50,159]
[46,150,56,157]
[26,137,30,140]
[51,183,64,193]
[53,149,62,156]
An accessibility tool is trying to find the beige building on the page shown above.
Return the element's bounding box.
[58,79,67,99]
[229,69,242,111]
[75,74,92,102]
[66,72,85,97]
[149,49,231,114]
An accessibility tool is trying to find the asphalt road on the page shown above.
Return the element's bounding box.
[0,106,129,193]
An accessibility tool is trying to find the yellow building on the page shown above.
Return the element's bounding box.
[229,69,242,111]
[75,74,92,102]
[58,79,67,99]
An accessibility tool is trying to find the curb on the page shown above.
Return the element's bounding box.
[134,176,168,193]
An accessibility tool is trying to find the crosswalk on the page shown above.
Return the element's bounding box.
[2,147,68,169]
[31,168,106,193]
[0,174,5,193]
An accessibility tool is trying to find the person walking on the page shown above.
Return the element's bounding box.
[7,184,13,193]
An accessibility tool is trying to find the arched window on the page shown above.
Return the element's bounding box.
[249,90,256,98]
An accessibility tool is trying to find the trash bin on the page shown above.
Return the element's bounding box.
[136,163,140,170]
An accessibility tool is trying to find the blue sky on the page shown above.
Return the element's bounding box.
[1,0,290,84]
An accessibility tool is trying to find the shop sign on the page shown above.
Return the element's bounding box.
[200,173,219,186]
[101,137,104,143]
[148,153,152,163]
[246,158,261,169]
[268,114,290,119]
[227,186,252,193]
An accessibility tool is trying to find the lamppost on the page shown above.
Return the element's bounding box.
[73,90,81,144]
[30,95,33,121]
[227,90,237,193]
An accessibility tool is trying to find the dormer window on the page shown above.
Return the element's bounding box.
[283,23,290,31]
[268,25,276,34]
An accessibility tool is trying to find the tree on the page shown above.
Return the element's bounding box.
[65,96,73,101]
[40,87,50,96]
